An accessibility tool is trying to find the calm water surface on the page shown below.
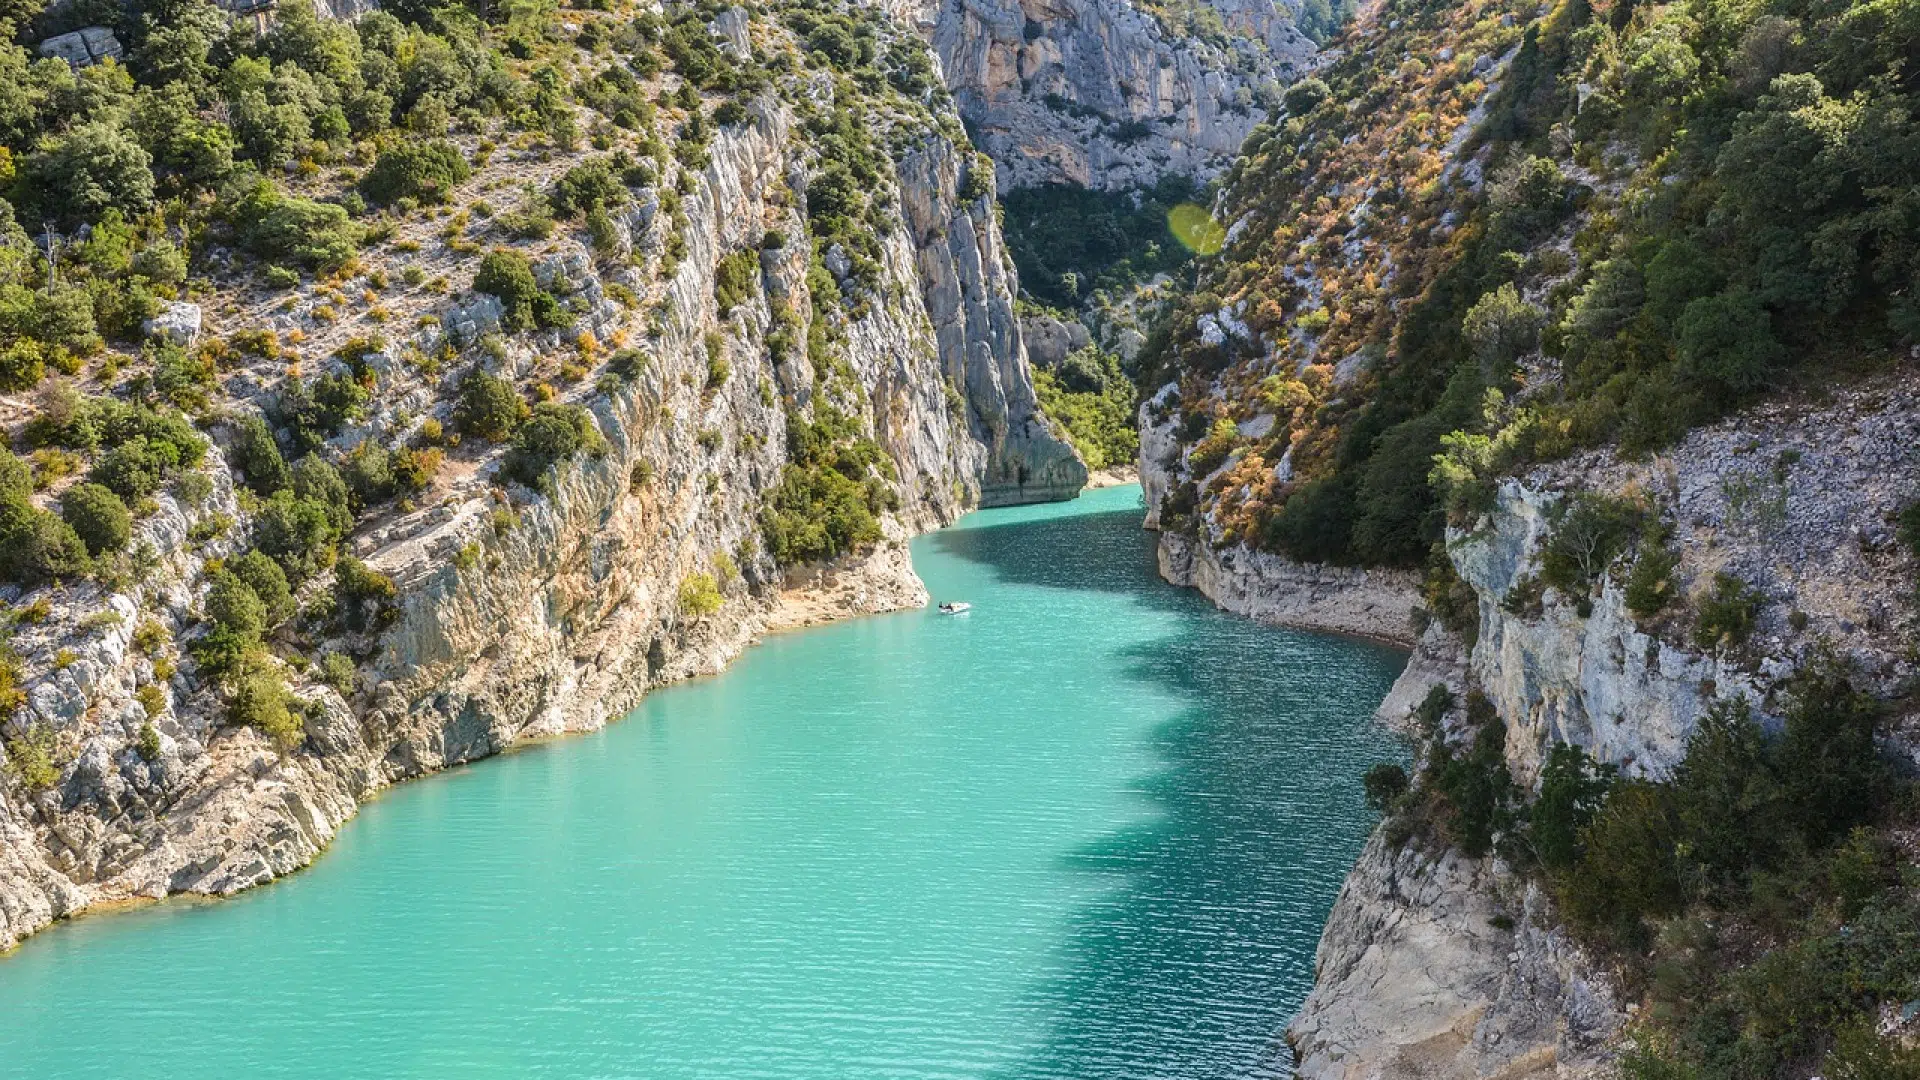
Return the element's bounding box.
[0,485,1405,1078]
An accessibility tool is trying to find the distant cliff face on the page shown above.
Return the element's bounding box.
[897,0,1317,189]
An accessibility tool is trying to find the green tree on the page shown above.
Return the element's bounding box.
[453,369,528,441]
[229,413,291,495]
[203,567,267,641]
[59,482,131,556]
[22,121,156,223]
[1462,284,1545,377]
[473,249,564,330]
[359,139,471,205]
[1676,289,1781,404]
[1530,742,1613,872]
[230,549,295,627]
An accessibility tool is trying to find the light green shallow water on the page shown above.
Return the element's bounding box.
[0,485,1405,1079]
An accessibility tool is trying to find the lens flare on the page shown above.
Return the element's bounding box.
[1168,203,1225,255]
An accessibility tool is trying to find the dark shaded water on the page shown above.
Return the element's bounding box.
[0,485,1405,1078]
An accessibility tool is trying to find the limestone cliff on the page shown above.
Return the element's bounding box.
[896,0,1317,189]
[1155,371,1920,1077]
[0,82,1082,949]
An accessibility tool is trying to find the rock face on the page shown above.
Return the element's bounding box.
[1020,311,1090,369]
[0,97,1082,950]
[1285,832,1622,1080]
[38,26,121,67]
[1451,483,1767,785]
[903,0,1318,189]
[1164,371,1920,1077]
[1157,530,1416,644]
[143,301,202,347]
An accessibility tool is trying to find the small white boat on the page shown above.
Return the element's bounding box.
[938,602,972,615]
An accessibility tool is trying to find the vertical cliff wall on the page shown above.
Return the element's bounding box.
[893,0,1317,189]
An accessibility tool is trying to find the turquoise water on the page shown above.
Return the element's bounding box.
[0,485,1404,1078]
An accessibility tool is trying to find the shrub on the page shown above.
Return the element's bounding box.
[0,498,89,584]
[252,490,342,583]
[341,440,395,509]
[237,183,362,271]
[714,249,760,315]
[500,402,603,491]
[231,549,295,627]
[229,414,291,495]
[473,249,567,330]
[453,370,528,441]
[1539,493,1644,612]
[1676,288,1781,405]
[359,140,471,205]
[4,724,59,791]
[136,720,162,760]
[1462,284,1546,377]
[60,483,131,556]
[1283,76,1330,115]
[1897,500,1920,558]
[1624,524,1680,617]
[1362,762,1410,815]
[318,651,357,695]
[21,122,156,224]
[1529,742,1613,872]
[1558,780,1683,949]
[1692,572,1762,650]
[677,571,722,618]
[550,157,628,217]
[90,438,174,500]
[204,568,267,642]
[276,372,370,454]
[1426,693,1518,858]
[334,556,397,633]
[759,463,885,566]
[229,656,303,750]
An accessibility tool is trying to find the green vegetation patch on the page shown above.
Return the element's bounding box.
[1000,177,1200,309]
[1033,348,1138,472]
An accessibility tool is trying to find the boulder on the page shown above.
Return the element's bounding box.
[144,301,202,347]
[1020,313,1091,369]
[709,6,751,59]
[38,26,121,68]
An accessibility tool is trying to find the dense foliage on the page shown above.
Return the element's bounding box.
[1031,347,1138,471]
[1000,176,1199,310]
[1153,0,1920,570]
[759,406,893,566]
[1371,661,1919,1078]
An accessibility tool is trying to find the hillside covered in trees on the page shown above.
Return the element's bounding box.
[1149,0,1920,569]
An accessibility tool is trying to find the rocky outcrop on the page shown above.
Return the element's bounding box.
[1451,482,1768,785]
[899,140,1089,505]
[1019,311,1091,369]
[903,0,1317,189]
[1284,832,1622,1080]
[1157,531,1416,644]
[1273,373,1920,1077]
[0,91,1082,949]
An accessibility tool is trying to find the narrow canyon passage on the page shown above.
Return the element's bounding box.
[0,486,1403,1078]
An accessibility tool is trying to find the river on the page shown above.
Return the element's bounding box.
[0,484,1404,1078]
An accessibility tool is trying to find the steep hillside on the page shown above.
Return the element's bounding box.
[0,0,1081,947]
[1134,0,1920,1075]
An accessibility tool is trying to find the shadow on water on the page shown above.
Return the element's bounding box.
[934,502,1406,1080]
[926,503,1184,605]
